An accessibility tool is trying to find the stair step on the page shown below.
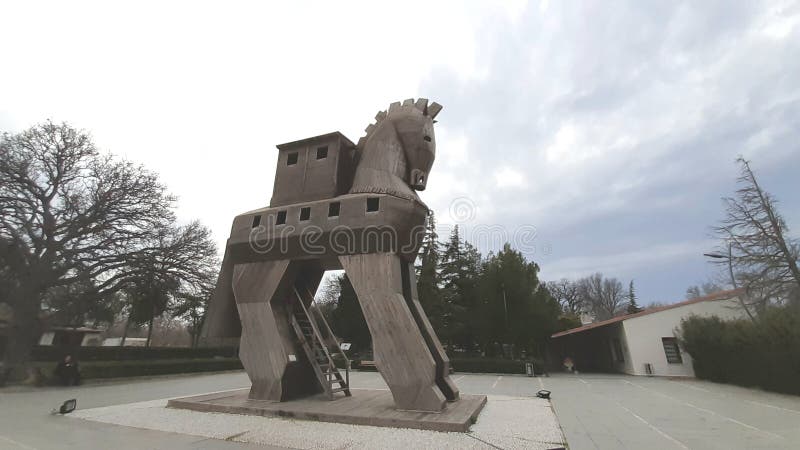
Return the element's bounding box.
[331,387,350,394]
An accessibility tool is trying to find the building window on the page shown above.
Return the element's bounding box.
[287,152,299,166]
[251,215,261,228]
[299,207,311,221]
[276,210,287,225]
[316,146,328,160]
[662,337,683,364]
[612,338,625,362]
[366,197,380,213]
[328,202,340,217]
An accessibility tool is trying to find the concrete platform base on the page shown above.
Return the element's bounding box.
[167,388,487,432]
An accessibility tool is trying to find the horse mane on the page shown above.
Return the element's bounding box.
[355,98,442,152]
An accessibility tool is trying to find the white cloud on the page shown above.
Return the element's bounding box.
[3,1,799,304]
[0,0,494,253]
[494,166,527,188]
[542,240,714,281]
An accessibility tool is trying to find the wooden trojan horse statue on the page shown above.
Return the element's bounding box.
[202,98,459,412]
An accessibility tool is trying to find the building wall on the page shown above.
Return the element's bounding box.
[622,297,744,376]
[607,323,635,374]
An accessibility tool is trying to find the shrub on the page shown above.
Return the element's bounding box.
[350,357,542,374]
[679,307,800,395]
[31,345,238,362]
[34,358,242,382]
[451,357,543,374]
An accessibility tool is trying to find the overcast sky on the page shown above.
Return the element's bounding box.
[2,0,798,304]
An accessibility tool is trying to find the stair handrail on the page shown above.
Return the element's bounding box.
[292,287,337,374]
[304,286,350,387]
[304,287,351,368]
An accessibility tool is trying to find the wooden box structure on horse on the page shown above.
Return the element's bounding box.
[270,132,357,207]
[198,99,479,417]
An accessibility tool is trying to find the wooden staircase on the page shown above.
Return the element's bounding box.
[289,286,351,400]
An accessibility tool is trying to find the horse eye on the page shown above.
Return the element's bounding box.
[424,136,432,142]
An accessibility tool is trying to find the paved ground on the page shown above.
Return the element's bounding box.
[541,373,800,449]
[3,370,798,449]
[0,371,271,450]
[0,371,562,449]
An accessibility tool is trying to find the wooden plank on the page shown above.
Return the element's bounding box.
[168,389,487,433]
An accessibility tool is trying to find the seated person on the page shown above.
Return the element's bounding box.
[54,355,81,386]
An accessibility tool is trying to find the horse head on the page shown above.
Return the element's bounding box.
[352,98,442,198]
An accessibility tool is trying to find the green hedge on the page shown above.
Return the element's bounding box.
[31,345,238,362]
[33,357,242,382]
[451,357,544,374]
[352,357,543,374]
[680,307,800,396]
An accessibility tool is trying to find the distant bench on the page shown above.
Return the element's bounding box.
[359,360,377,370]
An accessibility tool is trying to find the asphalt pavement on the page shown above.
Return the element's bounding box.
[2,370,799,449]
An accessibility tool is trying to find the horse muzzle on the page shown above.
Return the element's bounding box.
[410,169,428,190]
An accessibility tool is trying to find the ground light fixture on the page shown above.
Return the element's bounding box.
[53,399,77,414]
[536,390,551,399]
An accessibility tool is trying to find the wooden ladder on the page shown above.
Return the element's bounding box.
[289,286,351,400]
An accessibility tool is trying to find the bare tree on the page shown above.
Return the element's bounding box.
[171,292,209,348]
[0,121,216,373]
[546,279,583,314]
[713,157,800,311]
[316,272,343,305]
[577,273,626,321]
[685,281,724,299]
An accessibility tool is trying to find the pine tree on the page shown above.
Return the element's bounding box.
[415,211,446,335]
[477,244,559,358]
[330,274,371,352]
[626,280,643,314]
[440,226,483,352]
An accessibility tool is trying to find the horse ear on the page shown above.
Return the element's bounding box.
[428,102,443,119]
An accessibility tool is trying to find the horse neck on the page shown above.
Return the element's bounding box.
[350,128,418,201]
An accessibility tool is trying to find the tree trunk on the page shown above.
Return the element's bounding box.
[120,311,130,346]
[190,318,200,348]
[2,290,42,381]
[145,316,154,348]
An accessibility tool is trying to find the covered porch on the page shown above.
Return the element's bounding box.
[549,321,631,374]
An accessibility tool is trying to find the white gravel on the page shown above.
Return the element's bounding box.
[71,393,565,449]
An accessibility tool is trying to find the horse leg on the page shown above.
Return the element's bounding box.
[232,259,296,401]
[202,246,240,345]
[400,261,460,401]
[340,253,446,412]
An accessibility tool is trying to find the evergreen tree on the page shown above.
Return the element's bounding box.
[626,280,643,314]
[330,273,371,352]
[440,226,482,353]
[415,211,446,334]
[476,244,559,358]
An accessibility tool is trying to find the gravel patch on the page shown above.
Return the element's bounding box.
[71,393,565,449]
